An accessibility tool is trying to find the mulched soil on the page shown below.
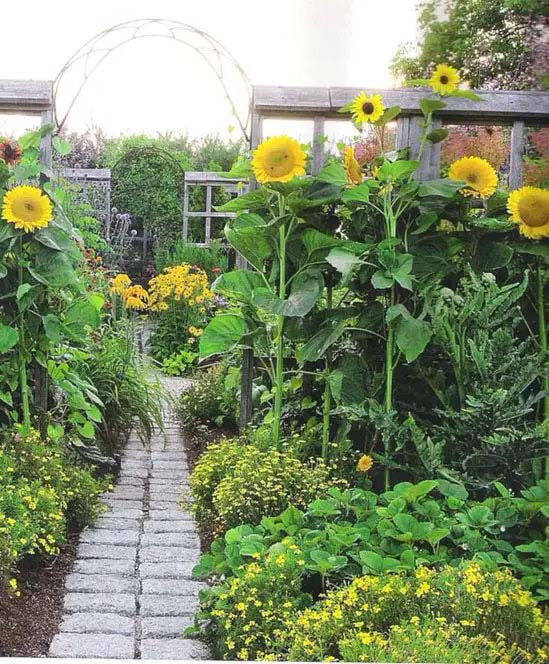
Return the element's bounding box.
[0,532,78,656]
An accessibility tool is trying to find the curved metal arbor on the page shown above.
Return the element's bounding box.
[53,18,252,140]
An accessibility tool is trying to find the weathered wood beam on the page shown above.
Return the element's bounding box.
[254,85,549,123]
[0,79,53,113]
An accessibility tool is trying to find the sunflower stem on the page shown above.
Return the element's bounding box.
[537,262,548,478]
[272,209,287,449]
[321,281,333,461]
[17,238,31,433]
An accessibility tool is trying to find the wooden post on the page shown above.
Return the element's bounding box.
[509,120,525,190]
[205,184,212,246]
[312,116,326,174]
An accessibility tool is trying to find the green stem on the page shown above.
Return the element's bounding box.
[272,221,287,449]
[537,264,548,478]
[384,286,395,491]
[321,283,333,460]
[17,242,31,433]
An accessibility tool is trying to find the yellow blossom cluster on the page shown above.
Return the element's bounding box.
[147,264,213,312]
[109,274,149,311]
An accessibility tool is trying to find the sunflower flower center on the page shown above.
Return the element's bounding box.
[362,102,374,115]
[440,75,449,84]
[467,173,478,184]
[518,195,549,227]
[266,150,293,176]
[13,198,39,222]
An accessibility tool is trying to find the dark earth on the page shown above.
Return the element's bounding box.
[0,532,78,656]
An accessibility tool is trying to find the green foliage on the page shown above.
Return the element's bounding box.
[390,0,548,90]
[0,428,106,590]
[155,239,229,282]
[176,364,239,430]
[161,349,197,376]
[189,438,345,534]
[193,480,548,600]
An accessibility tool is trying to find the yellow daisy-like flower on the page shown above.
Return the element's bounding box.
[448,156,498,198]
[2,185,53,232]
[429,64,460,96]
[122,284,149,310]
[251,135,307,184]
[343,146,363,185]
[356,454,373,473]
[507,186,549,239]
[109,273,132,295]
[350,92,385,124]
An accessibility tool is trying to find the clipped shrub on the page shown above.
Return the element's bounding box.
[0,428,106,590]
[190,439,344,534]
[176,364,238,430]
[284,563,546,661]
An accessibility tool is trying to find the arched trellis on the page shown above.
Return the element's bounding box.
[110,145,186,260]
[53,18,252,141]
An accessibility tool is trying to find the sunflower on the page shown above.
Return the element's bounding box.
[122,285,149,310]
[0,139,22,165]
[507,186,549,239]
[109,273,132,295]
[350,92,385,124]
[252,135,307,183]
[356,454,373,473]
[448,156,498,198]
[2,185,53,232]
[429,64,460,96]
[343,146,363,185]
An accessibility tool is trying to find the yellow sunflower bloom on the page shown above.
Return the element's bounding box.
[109,273,132,295]
[429,64,460,96]
[507,186,549,239]
[343,146,363,185]
[252,135,307,184]
[122,284,149,310]
[356,454,373,473]
[448,156,498,198]
[2,185,53,232]
[350,93,385,124]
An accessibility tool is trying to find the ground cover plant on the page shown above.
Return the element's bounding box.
[186,63,548,661]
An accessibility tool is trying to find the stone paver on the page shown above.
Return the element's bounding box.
[49,375,208,660]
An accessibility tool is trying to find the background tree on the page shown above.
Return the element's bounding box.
[391,0,549,90]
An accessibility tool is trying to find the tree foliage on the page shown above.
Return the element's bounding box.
[391,0,549,90]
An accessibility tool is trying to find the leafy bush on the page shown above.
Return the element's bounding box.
[155,239,229,282]
[283,563,545,661]
[161,349,197,376]
[339,618,534,664]
[0,428,106,590]
[193,480,549,600]
[191,545,310,660]
[176,364,239,430]
[190,439,345,534]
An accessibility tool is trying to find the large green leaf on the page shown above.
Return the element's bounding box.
[225,213,273,270]
[419,98,446,116]
[418,178,464,198]
[396,315,432,363]
[326,247,363,281]
[471,240,514,271]
[212,270,265,305]
[216,188,269,212]
[315,162,348,187]
[297,320,347,364]
[342,183,370,205]
[301,229,341,257]
[199,314,247,358]
[65,300,101,337]
[0,324,18,353]
[33,247,77,288]
[253,271,322,318]
[327,355,367,405]
[377,160,419,182]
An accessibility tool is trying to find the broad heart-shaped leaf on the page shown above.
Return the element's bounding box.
[297,319,347,364]
[42,314,63,344]
[510,242,549,259]
[0,324,18,353]
[301,228,341,257]
[400,480,438,502]
[426,128,449,144]
[419,98,447,116]
[437,479,469,501]
[34,225,80,258]
[377,159,419,182]
[371,270,394,290]
[33,247,77,288]
[0,221,18,244]
[418,178,465,198]
[396,315,432,363]
[471,240,514,271]
[199,314,247,359]
[327,355,367,405]
[449,89,484,102]
[212,270,265,305]
[225,213,273,270]
[359,550,399,575]
[216,188,268,212]
[315,162,348,187]
[65,299,101,338]
[378,105,401,126]
[253,271,323,318]
[391,254,414,290]
[326,247,363,281]
[342,182,370,205]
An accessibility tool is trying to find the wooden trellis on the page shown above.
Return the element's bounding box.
[58,167,112,237]
[237,84,549,428]
[183,171,248,246]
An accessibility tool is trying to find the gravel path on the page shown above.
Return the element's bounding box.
[49,377,210,660]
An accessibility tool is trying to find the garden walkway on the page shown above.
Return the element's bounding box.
[48,377,210,660]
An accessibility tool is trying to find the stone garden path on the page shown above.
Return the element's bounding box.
[49,377,210,660]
